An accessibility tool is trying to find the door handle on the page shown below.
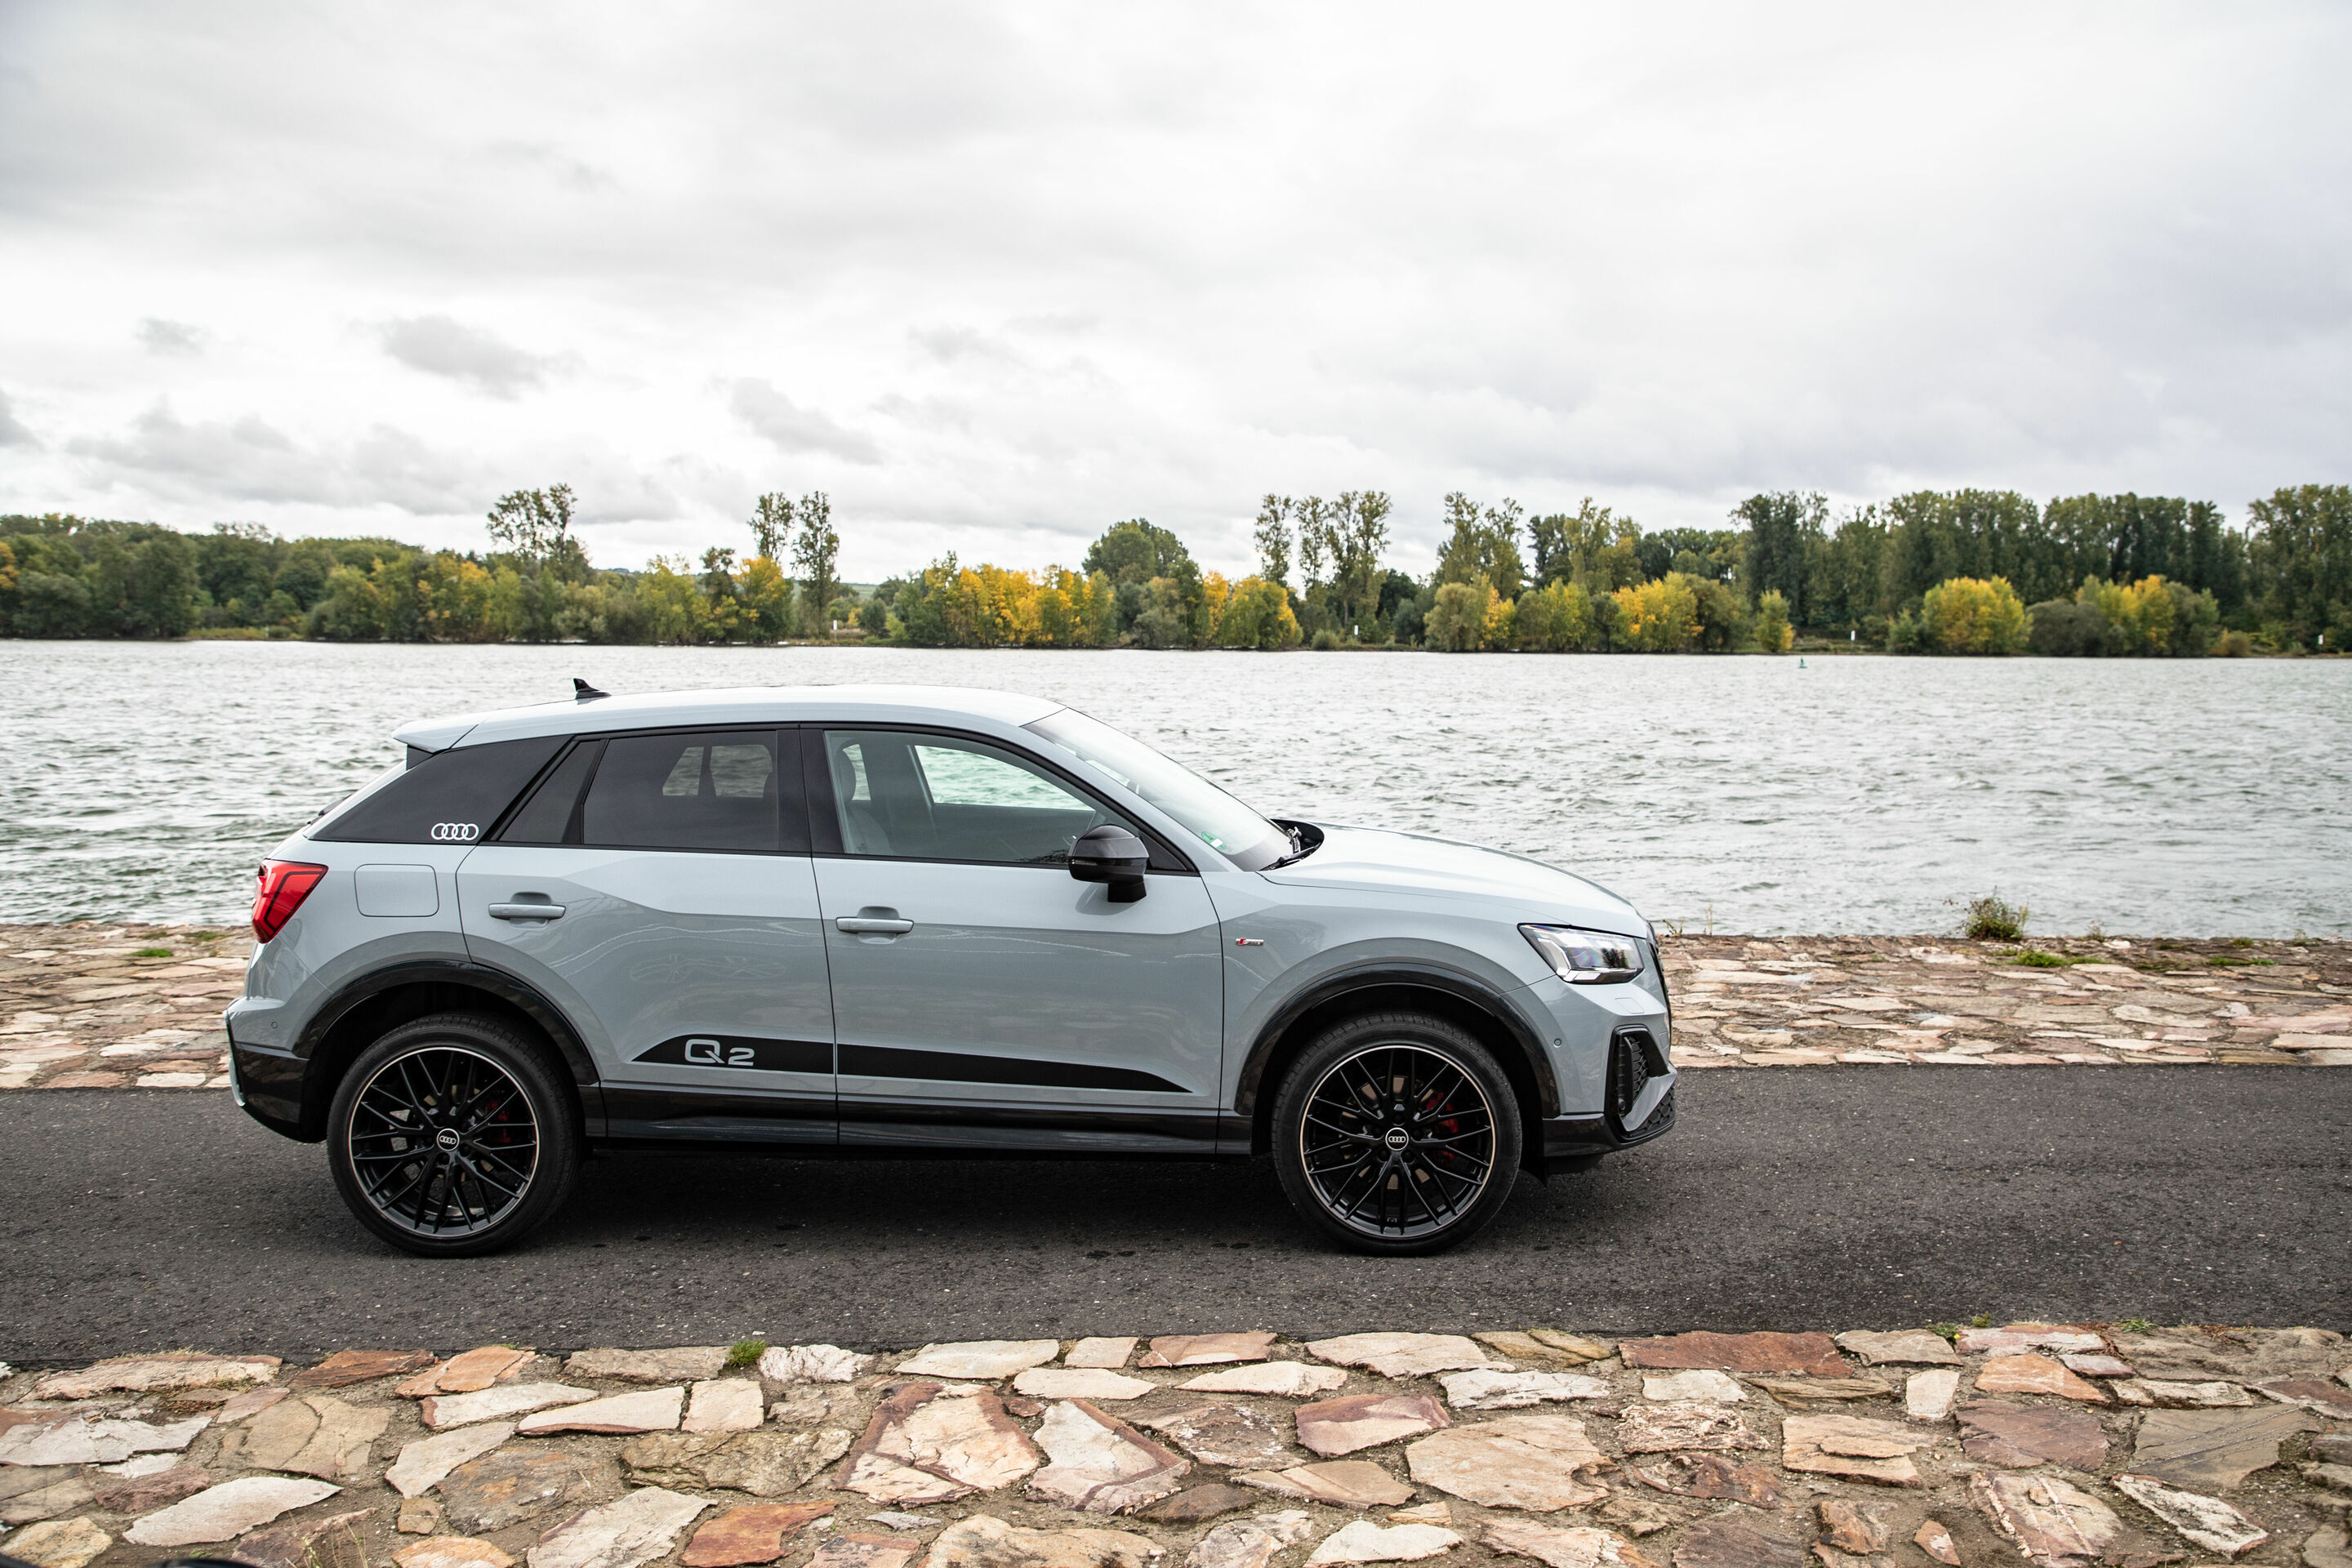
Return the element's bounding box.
[835,916,914,935]
[490,902,567,921]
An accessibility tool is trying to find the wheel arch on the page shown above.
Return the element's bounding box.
[292,960,599,1142]
[1236,966,1558,1160]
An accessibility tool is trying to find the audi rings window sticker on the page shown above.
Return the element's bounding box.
[430,822,481,841]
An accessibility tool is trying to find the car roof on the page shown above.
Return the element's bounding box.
[396,684,1065,752]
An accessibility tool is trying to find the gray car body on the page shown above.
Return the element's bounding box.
[225,684,1675,1168]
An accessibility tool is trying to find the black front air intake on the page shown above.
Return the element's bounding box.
[1608,1026,1667,1122]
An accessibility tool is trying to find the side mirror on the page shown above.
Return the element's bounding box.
[1069,824,1148,902]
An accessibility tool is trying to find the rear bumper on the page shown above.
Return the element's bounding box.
[228,1024,312,1141]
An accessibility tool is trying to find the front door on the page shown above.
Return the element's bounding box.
[457,727,835,1145]
[809,728,1224,1153]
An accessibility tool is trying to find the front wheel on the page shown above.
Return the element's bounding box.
[327,1013,581,1257]
[1272,1012,1523,1255]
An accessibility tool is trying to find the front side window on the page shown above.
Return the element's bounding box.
[822,730,1129,865]
[577,731,780,853]
[1025,706,1290,870]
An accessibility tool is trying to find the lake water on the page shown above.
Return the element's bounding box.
[2,640,2345,936]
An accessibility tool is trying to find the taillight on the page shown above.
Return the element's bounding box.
[252,861,328,942]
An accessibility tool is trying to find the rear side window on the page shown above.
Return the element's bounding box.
[497,742,603,844]
[314,736,566,844]
[579,730,784,853]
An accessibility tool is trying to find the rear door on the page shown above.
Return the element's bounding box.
[457,727,835,1146]
[809,727,1225,1154]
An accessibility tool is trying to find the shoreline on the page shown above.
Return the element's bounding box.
[2,925,2343,1091]
[34,630,2352,657]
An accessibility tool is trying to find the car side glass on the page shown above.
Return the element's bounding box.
[497,741,603,844]
[578,730,781,853]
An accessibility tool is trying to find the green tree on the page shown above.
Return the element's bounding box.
[1512,578,1592,651]
[486,483,587,580]
[1434,493,1525,599]
[1733,491,1825,625]
[1424,576,1495,652]
[1083,519,1192,585]
[747,493,794,563]
[1529,498,1642,591]
[1253,496,1293,587]
[1330,490,1392,635]
[790,491,840,635]
[2247,483,2352,649]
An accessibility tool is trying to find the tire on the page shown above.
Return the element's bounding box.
[327,1012,581,1258]
[1272,1010,1523,1255]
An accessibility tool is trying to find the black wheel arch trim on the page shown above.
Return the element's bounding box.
[1233,963,1561,1126]
[292,959,603,1133]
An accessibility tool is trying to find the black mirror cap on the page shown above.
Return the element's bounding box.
[1070,824,1149,901]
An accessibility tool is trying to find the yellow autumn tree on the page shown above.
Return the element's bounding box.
[1612,572,1701,651]
[1921,576,2027,654]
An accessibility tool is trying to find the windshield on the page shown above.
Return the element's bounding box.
[1027,707,1294,871]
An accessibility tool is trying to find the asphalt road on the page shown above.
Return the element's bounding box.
[3,1069,2345,1363]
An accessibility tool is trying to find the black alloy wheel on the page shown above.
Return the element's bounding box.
[328,1013,580,1257]
[1272,1011,1523,1254]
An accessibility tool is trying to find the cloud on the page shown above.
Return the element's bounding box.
[67,400,480,512]
[0,387,38,448]
[376,315,557,398]
[136,318,207,355]
[728,378,883,463]
[2,4,2349,571]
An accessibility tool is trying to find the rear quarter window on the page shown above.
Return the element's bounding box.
[312,735,568,844]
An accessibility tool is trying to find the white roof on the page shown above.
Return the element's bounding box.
[394,684,1063,751]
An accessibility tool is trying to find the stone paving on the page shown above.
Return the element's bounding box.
[3,924,2348,1092]
[2,1325,2348,1568]
[1658,936,2350,1069]
[0,924,247,1090]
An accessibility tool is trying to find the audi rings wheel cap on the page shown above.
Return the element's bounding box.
[345,1045,537,1237]
[430,822,481,842]
[1297,1041,1499,1241]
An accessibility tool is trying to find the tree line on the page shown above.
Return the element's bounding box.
[1,481,2344,654]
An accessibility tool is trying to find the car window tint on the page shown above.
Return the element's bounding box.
[497,741,602,844]
[312,735,565,844]
[580,731,779,853]
[822,730,1127,865]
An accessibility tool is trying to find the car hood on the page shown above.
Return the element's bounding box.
[1260,823,1649,938]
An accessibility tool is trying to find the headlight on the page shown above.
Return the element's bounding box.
[1521,924,1645,984]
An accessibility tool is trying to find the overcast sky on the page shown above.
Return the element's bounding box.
[2,2,2345,580]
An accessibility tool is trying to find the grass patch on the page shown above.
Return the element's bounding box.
[1927,1322,1961,1342]
[2009,951,2093,968]
[2207,956,2275,967]
[132,947,173,958]
[2114,1316,2154,1334]
[190,930,225,942]
[1962,895,2028,942]
[1970,1313,1992,1329]
[726,1338,768,1369]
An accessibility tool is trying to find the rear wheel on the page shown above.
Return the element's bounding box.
[327,1013,580,1257]
[1272,1011,1522,1255]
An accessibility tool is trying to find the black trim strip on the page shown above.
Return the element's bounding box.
[838,1041,1187,1094]
[634,1034,833,1074]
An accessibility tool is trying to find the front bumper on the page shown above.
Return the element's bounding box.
[1530,1019,1677,1175]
